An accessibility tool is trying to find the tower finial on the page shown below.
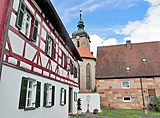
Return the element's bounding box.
[79,9,82,20]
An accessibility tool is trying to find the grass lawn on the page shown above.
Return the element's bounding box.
[98,108,139,118]
[115,108,160,117]
[71,108,160,118]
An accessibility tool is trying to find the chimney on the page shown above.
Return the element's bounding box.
[126,40,131,48]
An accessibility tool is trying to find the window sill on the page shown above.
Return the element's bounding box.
[45,106,52,108]
[122,87,130,89]
[24,107,36,111]
[60,104,65,106]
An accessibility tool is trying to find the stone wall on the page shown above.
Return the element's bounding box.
[72,37,90,49]
[96,77,160,109]
[79,58,96,91]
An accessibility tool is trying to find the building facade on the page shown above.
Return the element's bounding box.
[96,40,160,109]
[0,0,82,118]
[72,14,96,91]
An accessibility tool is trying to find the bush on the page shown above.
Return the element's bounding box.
[93,108,98,114]
[91,86,97,92]
[153,96,160,112]
[148,96,160,112]
[77,98,82,110]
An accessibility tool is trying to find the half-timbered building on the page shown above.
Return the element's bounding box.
[0,0,82,117]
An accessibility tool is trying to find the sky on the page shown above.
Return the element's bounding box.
[51,0,160,57]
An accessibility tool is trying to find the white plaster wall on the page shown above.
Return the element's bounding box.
[77,93,101,113]
[72,87,79,114]
[13,0,19,12]
[0,65,74,118]
[8,30,25,56]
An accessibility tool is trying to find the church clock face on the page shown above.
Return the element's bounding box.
[76,36,80,40]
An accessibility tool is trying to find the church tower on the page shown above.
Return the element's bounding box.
[72,10,91,50]
[72,10,96,91]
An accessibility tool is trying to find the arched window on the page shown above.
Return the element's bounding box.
[86,63,91,90]
[77,41,80,47]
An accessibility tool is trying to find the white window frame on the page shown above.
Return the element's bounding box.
[146,77,154,80]
[26,79,36,108]
[21,10,31,38]
[46,83,52,106]
[123,97,131,102]
[122,81,130,89]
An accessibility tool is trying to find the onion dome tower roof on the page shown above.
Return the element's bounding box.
[72,10,90,40]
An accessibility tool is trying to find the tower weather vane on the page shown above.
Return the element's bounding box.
[79,9,82,20]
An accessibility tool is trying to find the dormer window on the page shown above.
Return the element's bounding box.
[126,66,130,71]
[142,58,147,62]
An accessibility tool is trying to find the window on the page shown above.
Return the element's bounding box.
[72,65,75,75]
[146,77,154,80]
[122,81,130,89]
[16,0,38,41]
[86,63,91,90]
[43,83,55,107]
[126,66,130,71]
[74,92,77,101]
[53,42,56,59]
[71,63,74,74]
[77,41,80,47]
[60,88,66,106]
[45,33,52,57]
[45,33,56,58]
[123,97,131,102]
[19,77,41,109]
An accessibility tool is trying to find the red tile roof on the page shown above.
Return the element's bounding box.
[77,46,95,59]
[96,41,160,79]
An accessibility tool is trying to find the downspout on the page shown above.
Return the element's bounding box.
[0,0,14,77]
[140,76,145,106]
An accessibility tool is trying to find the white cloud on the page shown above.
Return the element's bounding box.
[114,0,160,43]
[90,34,118,57]
[145,0,160,6]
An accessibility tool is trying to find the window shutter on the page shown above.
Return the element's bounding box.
[51,86,55,106]
[31,18,39,42]
[45,33,49,53]
[35,81,41,108]
[69,61,71,72]
[75,68,77,78]
[43,83,47,107]
[61,51,64,67]
[16,0,26,29]
[64,89,66,105]
[64,55,67,69]
[19,77,28,109]
[60,88,63,105]
[52,42,56,59]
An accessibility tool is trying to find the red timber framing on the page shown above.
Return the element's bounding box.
[0,0,14,77]
[3,0,80,87]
